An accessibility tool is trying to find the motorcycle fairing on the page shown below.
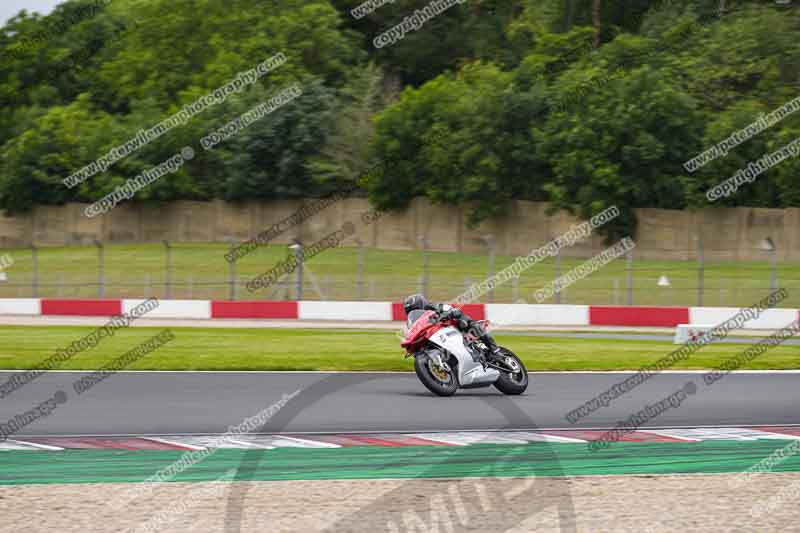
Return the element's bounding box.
[428,325,500,387]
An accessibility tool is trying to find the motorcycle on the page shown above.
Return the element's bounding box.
[401,309,528,396]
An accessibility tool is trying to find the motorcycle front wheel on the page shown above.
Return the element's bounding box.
[492,348,528,395]
[414,351,458,397]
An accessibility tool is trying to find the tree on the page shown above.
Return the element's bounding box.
[535,66,703,240]
[308,62,397,189]
[1,0,798,222]
[369,62,550,226]
[592,0,602,47]
[0,0,363,211]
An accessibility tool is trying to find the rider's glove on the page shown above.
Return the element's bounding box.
[440,307,463,322]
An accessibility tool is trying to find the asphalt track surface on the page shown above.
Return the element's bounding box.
[1,371,798,436]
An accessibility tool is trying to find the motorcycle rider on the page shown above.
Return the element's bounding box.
[402,293,501,358]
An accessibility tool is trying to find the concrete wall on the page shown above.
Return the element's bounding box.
[0,200,798,261]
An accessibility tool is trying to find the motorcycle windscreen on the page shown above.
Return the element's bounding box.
[406,309,427,326]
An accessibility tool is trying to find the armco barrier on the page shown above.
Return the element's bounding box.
[2,299,797,329]
[589,306,689,328]
[689,307,799,330]
[391,303,486,322]
[122,299,210,319]
[211,301,298,319]
[0,298,40,316]
[486,304,589,326]
[300,301,392,321]
[41,298,122,316]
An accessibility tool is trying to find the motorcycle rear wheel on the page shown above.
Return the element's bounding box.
[492,348,528,395]
[414,352,458,397]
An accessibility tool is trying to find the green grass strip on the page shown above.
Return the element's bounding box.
[2,440,800,485]
[1,325,799,371]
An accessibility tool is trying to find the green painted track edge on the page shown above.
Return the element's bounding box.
[2,440,800,485]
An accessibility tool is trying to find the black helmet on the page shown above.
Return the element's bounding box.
[403,293,428,315]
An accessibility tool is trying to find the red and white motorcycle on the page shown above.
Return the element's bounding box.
[401,309,528,397]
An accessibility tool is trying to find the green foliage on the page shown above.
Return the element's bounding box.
[368,61,550,225]
[537,66,703,240]
[213,79,339,201]
[368,0,800,238]
[308,62,395,190]
[0,0,362,211]
[0,0,799,239]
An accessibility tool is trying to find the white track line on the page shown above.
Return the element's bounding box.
[0,369,412,374]
[144,437,206,450]
[224,438,276,449]
[408,434,468,446]
[531,370,800,374]
[9,439,64,450]
[12,424,800,439]
[279,435,340,448]
[1,369,800,374]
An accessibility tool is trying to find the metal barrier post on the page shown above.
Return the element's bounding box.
[625,249,633,306]
[697,235,705,307]
[163,240,172,299]
[31,244,38,297]
[94,240,105,298]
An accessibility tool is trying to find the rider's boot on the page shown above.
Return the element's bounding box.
[481,334,502,359]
